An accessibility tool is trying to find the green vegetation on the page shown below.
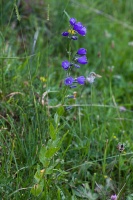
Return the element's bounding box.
[0,0,133,199]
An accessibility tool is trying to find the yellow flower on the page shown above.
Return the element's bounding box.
[68,29,76,35]
[40,77,47,82]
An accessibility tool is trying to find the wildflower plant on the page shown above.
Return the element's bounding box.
[61,16,101,109]
[31,14,102,198]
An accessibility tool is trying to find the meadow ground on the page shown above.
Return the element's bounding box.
[0,0,133,199]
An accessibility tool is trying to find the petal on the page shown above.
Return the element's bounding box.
[77,76,86,84]
[77,48,87,55]
[62,31,69,36]
[69,18,76,26]
[64,77,74,85]
[62,60,70,70]
[77,56,88,64]
[73,22,83,31]
[77,26,87,36]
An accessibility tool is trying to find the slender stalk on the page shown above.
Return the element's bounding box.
[61,40,72,105]
[118,153,121,190]
[102,140,108,175]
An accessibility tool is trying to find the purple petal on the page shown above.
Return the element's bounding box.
[69,18,76,26]
[64,76,74,85]
[76,55,88,64]
[77,48,87,55]
[77,76,86,85]
[73,22,83,31]
[111,194,117,200]
[62,31,69,36]
[77,26,87,36]
[62,60,70,70]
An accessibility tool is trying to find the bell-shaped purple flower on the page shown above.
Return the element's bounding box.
[76,55,88,64]
[69,18,76,26]
[77,48,87,55]
[62,60,70,70]
[62,32,69,36]
[77,76,86,85]
[73,22,83,31]
[111,194,117,200]
[64,76,74,85]
[77,26,87,36]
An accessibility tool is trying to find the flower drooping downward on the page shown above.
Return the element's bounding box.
[77,48,87,55]
[62,60,70,70]
[76,55,88,65]
[62,32,69,36]
[64,77,74,85]
[77,76,86,85]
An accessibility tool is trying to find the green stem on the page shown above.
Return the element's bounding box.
[118,153,121,190]
[103,140,108,175]
[61,40,72,105]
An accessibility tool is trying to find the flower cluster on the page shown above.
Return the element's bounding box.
[62,46,88,87]
[62,48,88,70]
[62,48,87,87]
[62,17,87,40]
[61,17,101,110]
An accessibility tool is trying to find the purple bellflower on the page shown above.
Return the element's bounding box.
[62,60,71,70]
[73,22,83,31]
[76,55,88,65]
[77,48,87,55]
[69,18,76,26]
[77,76,86,85]
[62,32,69,36]
[64,77,74,85]
[77,26,87,36]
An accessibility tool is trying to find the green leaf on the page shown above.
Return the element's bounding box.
[63,10,71,20]
[54,113,59,126]
[49,122,56,140]
[34,165,45,183]
[39,146,50,167]
[45,166,54,174]
[34,165,41,183]
[45,146,60,158]
[57,106,64,116]
[31,181,44,196]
